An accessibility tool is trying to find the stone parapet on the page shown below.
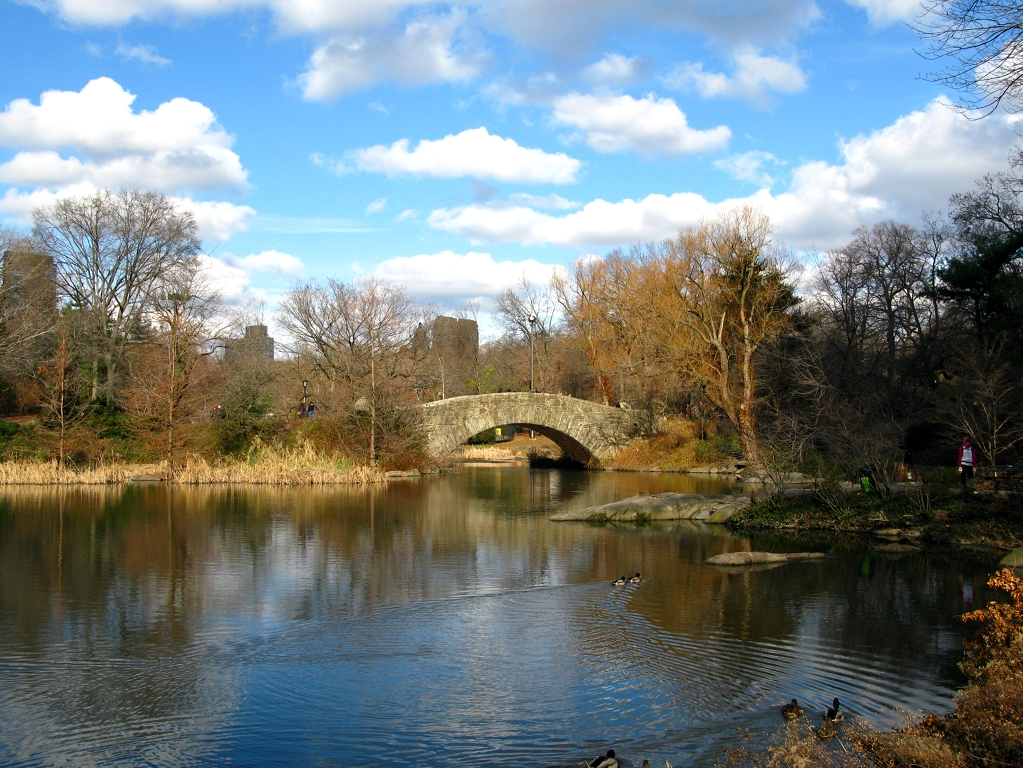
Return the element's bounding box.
[419,392,643,464]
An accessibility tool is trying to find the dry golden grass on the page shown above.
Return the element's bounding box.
[449,444,521,461]
[176,440,385,485]
[0,460,165,485]
[0,441,386,486]
[611,417,702,470]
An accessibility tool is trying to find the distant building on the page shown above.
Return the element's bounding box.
[224,324,274,362]
[430,316,479,398]
[432,316,479,359]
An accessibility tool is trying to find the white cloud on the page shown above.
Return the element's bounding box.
[372,250,562,305]
[221,250,304,276]
[0,78,252,242]
[844,0,923,26]
[551,92,731,156]
[298,14,483,100]
[309,152,348,176]
[199,254,266,306]
[115,40,171,66]
[0,77,247,192]
[395,208,419,222]
[36,0,821,49]
[506,193,580,210]
[168,198,254,241]
[485,0,820,53]
[368,101,390,115]
[584,53,643,86]
[715,150,784,186]
[365,197,388,215]
[0,185,252,242]
[429,98,1022,250]
[665,49,806,106]
[351,126,581,183]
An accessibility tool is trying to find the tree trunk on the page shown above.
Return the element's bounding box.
[105,352,115,404]
[369,351,376,466]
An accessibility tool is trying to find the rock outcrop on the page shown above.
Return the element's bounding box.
[704,551,826,566]
[548,492,750,524]
[999,546,1023,567]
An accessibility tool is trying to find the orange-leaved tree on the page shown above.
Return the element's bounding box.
[662,207,795,463]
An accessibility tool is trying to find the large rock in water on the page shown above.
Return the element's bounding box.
[548,492,751,524]
[705,551,825,566]
[999,546,1023,567]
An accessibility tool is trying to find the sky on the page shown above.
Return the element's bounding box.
[1,0,1020,337]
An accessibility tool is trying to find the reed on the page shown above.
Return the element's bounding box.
[0,441,386,486]
[175,440,386,485]
[449,444,520,461]
[0,460,165,485]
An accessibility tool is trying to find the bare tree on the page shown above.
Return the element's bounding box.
[277,279,366,390]
[37,323,86,470]
[917,0,1023,113]
[33,189,202,403]
[552,257,621,404]
[121,260,222,475]
[0,228,57,375]
[495,275,559,392]
[931,343,1023,466]
[277,277,426,464]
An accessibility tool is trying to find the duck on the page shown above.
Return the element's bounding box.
[581,749,618,768]
[629,573,642,583]
[824,698,845,723]
[817,721,838,740]
[612,576,628,586]
[781,698,804,719]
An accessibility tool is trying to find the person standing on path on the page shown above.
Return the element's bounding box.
[958,437,976,490]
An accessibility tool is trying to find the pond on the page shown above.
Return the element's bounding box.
[0,469,1003,767]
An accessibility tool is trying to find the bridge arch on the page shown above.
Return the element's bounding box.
[418,392,644,464]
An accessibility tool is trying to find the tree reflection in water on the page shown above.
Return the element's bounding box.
[0,472,998,767]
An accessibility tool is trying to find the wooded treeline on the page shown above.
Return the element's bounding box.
[2,149,1022,475]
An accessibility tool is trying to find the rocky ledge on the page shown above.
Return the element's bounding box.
[548,492,751,524]
[705,551,825,566]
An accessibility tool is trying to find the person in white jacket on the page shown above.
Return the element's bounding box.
[958,437,976,490]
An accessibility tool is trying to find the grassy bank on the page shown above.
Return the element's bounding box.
[0,443,387,486]
[727,486,1023,551]
[609,416,740,471]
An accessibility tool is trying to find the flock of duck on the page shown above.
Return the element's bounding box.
[593,576,847,764]
[582,699,844,768]
[782,697,846,739]
[598,576,846,763]
[611,573,643,586]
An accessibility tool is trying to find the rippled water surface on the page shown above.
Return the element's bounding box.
[0,469,1005,767]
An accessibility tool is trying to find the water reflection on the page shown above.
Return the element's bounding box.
[0,471,1003,767]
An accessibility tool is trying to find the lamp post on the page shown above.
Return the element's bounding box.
[302,379,308,408]
[528,315,538,392]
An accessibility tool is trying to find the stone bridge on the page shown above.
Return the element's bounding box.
[418,392,645,464]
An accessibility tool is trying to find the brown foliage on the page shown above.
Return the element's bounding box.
[555,206,794,461]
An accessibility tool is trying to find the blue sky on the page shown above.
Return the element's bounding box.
[1,0,1020,334]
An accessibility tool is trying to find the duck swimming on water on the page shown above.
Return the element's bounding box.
[781,699,804,719]
[629,573,642,583]
[612,576,627,586]
[582,749,618,768]
[824,698,845,723]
